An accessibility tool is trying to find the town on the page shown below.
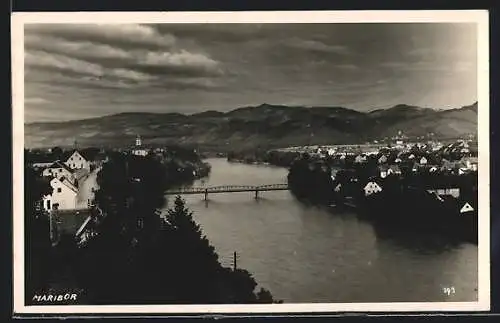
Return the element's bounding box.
[25,135,211,246]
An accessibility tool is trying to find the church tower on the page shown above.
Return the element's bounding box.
[135,135,142,147]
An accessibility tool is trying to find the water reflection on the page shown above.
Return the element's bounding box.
[164,158,478,303]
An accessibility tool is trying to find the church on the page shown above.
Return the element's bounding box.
[131,135,149,157]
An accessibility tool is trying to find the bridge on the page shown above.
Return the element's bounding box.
[165,183,289,200]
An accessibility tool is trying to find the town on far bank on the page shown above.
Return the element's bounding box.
[25,129,479,246]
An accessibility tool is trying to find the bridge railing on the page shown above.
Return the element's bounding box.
[165,183,289,194]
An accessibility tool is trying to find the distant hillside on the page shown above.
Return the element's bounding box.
[25,102,478,151]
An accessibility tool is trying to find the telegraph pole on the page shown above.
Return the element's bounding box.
[233,251,238,271]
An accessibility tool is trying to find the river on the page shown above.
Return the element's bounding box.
[165,158,478,303]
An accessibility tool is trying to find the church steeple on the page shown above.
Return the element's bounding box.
[135,135,142,147]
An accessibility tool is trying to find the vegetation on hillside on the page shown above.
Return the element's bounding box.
[25,102,478,150]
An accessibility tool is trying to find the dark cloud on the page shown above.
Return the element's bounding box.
[24,23,478,122]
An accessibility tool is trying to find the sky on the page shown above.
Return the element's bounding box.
[24,23,478,122]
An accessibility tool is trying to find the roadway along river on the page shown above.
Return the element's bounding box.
[165,158,478,303]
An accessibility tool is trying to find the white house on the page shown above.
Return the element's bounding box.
[420,157,428,165]
[426,188,460,198]
[42,161,75,182]
[460,202,474,214]
[42,176,78,211]
[387,165,402,176]
[364,181,383,196]
[354,155,367,163]
[461,157,478,171]
[65,150,91,170]
[378,155,388,164]
[378,165,388,178]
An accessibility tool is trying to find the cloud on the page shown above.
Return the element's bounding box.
[25,27,224,87]
[132,50,223,76]
[335,64,359,70]
[379,61,458,72]
[25,23,176,50]
[25,97,50,104]
[22,23,478,123]
[25,50,157,91]
[285,39,351,55]
[26,50,105,78]
[25,34,132,63]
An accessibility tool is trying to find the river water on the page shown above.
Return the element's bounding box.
[166,158,478,303]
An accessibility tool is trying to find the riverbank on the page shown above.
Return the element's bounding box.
[175,158,478,303]
[287,157,478,243]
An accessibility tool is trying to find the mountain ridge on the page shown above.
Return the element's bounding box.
[25,102,478,150]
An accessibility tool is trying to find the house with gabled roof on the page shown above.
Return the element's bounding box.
[42,160,75,182]
[460,202,474,214]
[65,150,91,171]
[364,181,383,196]
[378,155,388,164]
[42,176,79,211]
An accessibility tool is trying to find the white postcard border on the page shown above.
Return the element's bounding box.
[12,10,490,314]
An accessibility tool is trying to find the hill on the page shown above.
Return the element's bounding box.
[25,102,478,151]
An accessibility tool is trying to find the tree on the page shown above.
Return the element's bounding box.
[51,146,63,160]
[24,165,52,302]
[72,153,277,304]
[160,196,278,304]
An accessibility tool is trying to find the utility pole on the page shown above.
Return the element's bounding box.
[233,251,239,271]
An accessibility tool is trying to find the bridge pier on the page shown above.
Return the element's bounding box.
[204,189,208,201]
[255,190,259,200]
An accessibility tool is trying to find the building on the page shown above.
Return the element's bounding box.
[387,165,402,176]
[364,181,383,196]
[65,150,91,171]
[32,161,54,169]
[42,176,79,211]
[378,155,388,164]
[378,165,389,178]
[132,135,149,157]
[42,161,76,182]
[460,202,474,213]
[354,154,367,163]
[426,188,460,198]
[461,156,478,171]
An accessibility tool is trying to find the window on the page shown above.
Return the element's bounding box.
[46,200,51,210]
[57,188,62,193]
